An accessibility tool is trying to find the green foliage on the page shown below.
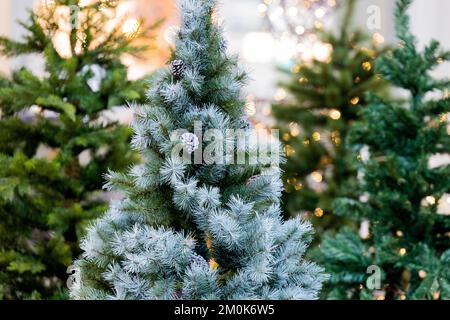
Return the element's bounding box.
[317,0,450,300]
[0,0,152,299]
[272,0,387,239]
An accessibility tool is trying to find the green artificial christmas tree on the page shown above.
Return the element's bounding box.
[272,0,387,238]
[318,0,450,300]
[0,0,152,299]
[71,0,327,300]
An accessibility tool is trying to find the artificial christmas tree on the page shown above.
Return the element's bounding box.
[318,0,450,300]
[0,0,151,299]
[272,0,387,239]
[71,0,327,300]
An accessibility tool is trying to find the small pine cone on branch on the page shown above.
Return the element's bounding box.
[190,253,209,268]
[239,117,252,130]
[171,59,185,79]
[181,132,199,154]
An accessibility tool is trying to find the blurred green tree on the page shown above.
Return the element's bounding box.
[0,0,155,299]
[318,0,450,300]
[272,0,387,241]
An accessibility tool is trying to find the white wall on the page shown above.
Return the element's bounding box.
[0,0,36,75]
[0,0,12,74]
[409,0,450,77]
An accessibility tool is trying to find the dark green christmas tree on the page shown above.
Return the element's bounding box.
[318,0,450,300]
[272,0,387,238]
[0,0,152,299]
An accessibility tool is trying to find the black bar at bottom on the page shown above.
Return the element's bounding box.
[0,300,445,319]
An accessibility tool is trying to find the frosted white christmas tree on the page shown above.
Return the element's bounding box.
[71,0,327,300]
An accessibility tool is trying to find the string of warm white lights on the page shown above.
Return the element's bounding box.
[259,0,339,37]
[258,0,340,61]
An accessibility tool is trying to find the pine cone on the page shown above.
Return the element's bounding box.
[190,253,208,268]
[181,132,199,154]
[239,117,251,130]
[171,59,185,79]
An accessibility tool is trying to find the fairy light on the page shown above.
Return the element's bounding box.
[314,21,323,30]
[283,133,291,141]
[311,171,323,182]
[314,208,324,217]
[328,0,337,6]
[295,25,306,35]
[294,182,303,191]
[418,270,427,279]
[396,230,404,237]
[359,220,370,239]
[313,42,333,62]
[331,131,341,146]
[312,131,321,141]
[399,248,406,256]
[289,123,300,137]
[259,0,341,61]
[284,145,296,157]
[375,292,386,300]
[315,7,326,18]
[331,131,340,139]
[275,88,287,101]
[287,177,297,185]
[330,109,341,120]
[372,32,385,45]
[362,61,372,71]
[350,97,360,105]
[292,64,302,73]
[299,77,308,83]
[303,138,310,145]
[426,196,436,205]
[258,3,268,14]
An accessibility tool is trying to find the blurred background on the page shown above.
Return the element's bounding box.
[0,0,449,300]
[1,0,450,105]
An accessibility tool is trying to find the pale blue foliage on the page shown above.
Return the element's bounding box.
[72,0,327,300]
